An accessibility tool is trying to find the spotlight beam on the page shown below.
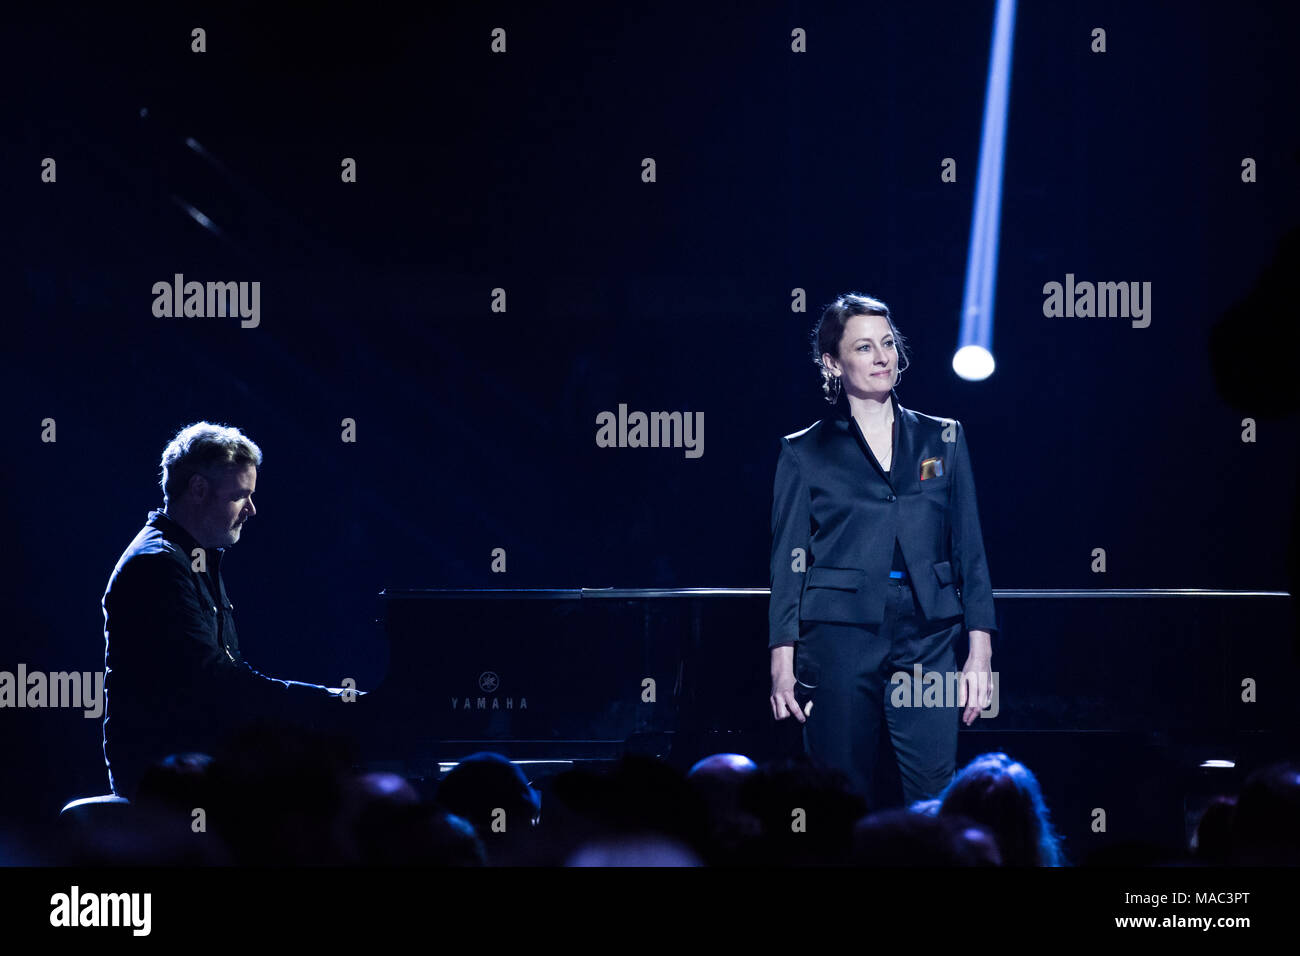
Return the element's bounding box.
[955,0,1018,382]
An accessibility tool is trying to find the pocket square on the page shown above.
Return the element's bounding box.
[920,456,945,480]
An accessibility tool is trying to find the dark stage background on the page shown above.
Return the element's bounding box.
[2,1,1298,832]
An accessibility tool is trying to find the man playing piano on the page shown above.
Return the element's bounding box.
[101,421,355,799]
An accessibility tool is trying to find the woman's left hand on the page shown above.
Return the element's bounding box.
[958,630,993,726]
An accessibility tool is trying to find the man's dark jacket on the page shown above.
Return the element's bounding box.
[102,509,340,798]
[768,389,998,648]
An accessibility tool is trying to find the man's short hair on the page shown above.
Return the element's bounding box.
[160,422,263,508]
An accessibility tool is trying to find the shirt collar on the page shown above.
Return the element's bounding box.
[147,509,224,562]
[831,387,902,425]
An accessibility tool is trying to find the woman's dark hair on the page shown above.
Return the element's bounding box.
[936,752,1068,866]
[811,293,911,402]
[1230,759,1300,865]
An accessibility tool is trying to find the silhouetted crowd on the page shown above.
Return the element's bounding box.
[37,721,1300,865]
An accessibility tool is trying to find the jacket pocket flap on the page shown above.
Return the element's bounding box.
[932,561,953,586]
[807,566,866,591]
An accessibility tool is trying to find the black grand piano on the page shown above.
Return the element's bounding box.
[356,584,1297,853]
[357,587,750,775]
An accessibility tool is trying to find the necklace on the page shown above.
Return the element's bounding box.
[861,415,893,468]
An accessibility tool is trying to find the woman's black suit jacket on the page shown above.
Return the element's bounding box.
[768,388,997,649]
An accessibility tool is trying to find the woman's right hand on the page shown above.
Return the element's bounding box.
[770,645,807,723]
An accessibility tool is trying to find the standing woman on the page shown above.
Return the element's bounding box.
[768,293,997,807]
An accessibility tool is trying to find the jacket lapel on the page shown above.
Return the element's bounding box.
[891,392,915,492]
[836,388,911,491]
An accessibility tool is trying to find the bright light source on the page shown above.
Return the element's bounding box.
[953,345,996,381]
